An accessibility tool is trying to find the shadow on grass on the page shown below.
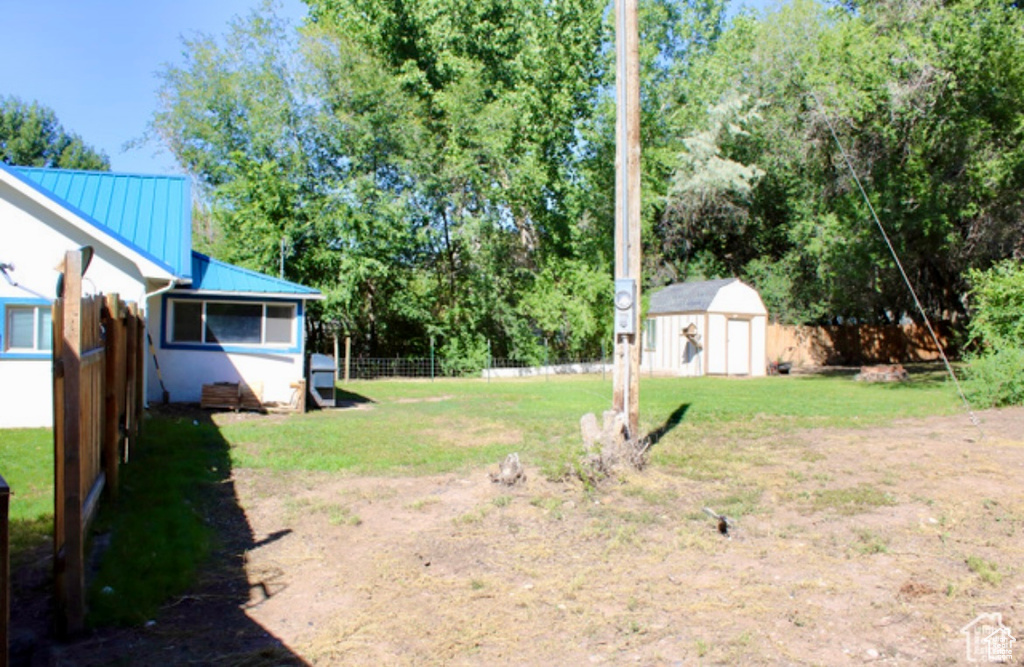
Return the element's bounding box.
[12,409,307,666]
[800,362,955,389]
[334,387,375,407]
[646,403,691,446]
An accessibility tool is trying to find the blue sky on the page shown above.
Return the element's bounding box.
[2,0,765,177]
[0,0,306,175]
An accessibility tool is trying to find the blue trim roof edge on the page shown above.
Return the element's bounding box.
[190,252,321,296]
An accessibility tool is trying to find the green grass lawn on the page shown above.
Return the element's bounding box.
[1,370,962,626]
[0,428,53,561]
[220,371,961,477]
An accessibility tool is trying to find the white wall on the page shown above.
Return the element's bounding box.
[750,314,767,377]
[1,182,151,428]
[149,348,304,404]
[0,359,53,428]
[707,314,727,374]
[708,281,769,316]
[0,182,153,303]
[1,181,310,426]
[644,313,705,376]
[146,294,307,406]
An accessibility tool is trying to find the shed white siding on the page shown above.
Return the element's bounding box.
[643,313,705,377]
[707,314,728,374]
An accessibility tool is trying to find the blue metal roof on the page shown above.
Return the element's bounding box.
[189,252,320,297]
[6,165,192,279]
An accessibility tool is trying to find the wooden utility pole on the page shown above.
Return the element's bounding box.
[613,0,642,437]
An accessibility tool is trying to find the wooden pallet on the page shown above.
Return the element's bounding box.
[201,381,264,411]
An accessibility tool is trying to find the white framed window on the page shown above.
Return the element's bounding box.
[167,298,297,348]
[4,304,53,353]
[644,318,657,350]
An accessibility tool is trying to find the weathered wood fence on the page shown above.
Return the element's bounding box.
[52,249,144,637]
[1,473,9,667]
[766,323,951,368]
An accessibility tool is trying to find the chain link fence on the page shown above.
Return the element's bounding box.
[342,356,613,380]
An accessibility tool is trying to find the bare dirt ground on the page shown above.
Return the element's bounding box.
[18,406,1024,666]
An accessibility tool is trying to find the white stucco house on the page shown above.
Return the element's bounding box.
[0,164,321,428]
[643,278,767,377]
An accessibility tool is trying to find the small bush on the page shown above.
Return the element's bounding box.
[964,346,1024,408]
[964,261,1024,407]
[966,260,1024,350]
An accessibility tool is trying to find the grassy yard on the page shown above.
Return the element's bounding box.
[3,369,963,627]
[219,371,960,477]
[0,428,53,561]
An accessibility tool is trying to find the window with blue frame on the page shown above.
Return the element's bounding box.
[1,301,53,357]
[167,298,297,349]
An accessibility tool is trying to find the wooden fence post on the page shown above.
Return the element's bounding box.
[1,473,9,667]
[124,304,139,454]
[134,304,145,435]
[57,250,85,637]
[102,295,122,498]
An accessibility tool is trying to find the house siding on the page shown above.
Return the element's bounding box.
[148,293,307,405]
[1,183,151,427]
[1,171,318,427]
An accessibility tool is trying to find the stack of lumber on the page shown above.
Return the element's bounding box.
[201,381,264,411]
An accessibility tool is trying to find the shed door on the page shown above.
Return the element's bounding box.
[727,318,751,375]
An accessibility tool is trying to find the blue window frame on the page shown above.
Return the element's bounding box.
[162,295,302,354]
[0,298,53,359]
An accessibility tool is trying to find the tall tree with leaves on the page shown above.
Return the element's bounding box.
[662,0,1024,325]
[0,96,109,170]
[305,0,612,358]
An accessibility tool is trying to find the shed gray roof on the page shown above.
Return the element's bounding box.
[648,278,738,314]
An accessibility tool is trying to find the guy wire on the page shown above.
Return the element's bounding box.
[791,38,985,438]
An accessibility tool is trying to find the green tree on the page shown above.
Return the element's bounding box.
[662,0,1024,325]
[0,96,109,170]
[153,0,616,361]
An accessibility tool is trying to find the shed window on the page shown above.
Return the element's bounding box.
[644,318,657,350]
[5,305,52,352]
[168,299,296,348]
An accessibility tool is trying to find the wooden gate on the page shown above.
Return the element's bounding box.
[52,249,144,636]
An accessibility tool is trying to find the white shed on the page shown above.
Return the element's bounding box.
[643,278,767,377]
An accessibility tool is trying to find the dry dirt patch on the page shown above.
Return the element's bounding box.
[47,407,1024,665]
[226,408,1024,665]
